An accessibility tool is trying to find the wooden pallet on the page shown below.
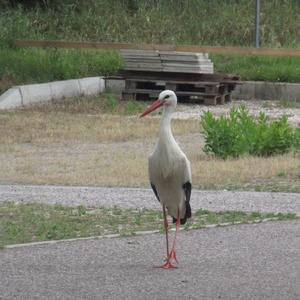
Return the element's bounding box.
[120,70,241,105]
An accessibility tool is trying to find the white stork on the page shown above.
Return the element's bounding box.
[140,90,192,269]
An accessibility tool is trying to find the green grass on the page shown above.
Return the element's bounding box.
[1,1,300,48]
[212,54,300,83]
[0,202,298,247]
[277,100,300,109]
[0,47,122,93]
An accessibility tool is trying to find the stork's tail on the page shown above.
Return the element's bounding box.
[172,201,192,225]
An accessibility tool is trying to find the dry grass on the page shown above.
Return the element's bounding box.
[0,139,299,191]
[0,98,199,145]
[192,153,300,191]
[0,97,299,192]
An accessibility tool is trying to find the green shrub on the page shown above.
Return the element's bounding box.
[249,114,295,156]
[201,105,299,159]
[294,126,300,149]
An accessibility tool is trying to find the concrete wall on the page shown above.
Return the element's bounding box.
[105,79,125,96]
[0,77,105,110]
[232,81,300,101]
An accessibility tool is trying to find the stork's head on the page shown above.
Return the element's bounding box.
[139,90,177,118]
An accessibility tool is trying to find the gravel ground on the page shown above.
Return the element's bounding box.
[1,184,300,215]
[174,99,300,125]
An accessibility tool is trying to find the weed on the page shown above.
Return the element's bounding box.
[254,185,262,192]
[104,94,119,111]
[124,100,144,115]
[277,171,286,177]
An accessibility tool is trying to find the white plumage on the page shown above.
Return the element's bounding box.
[140,90,192,268]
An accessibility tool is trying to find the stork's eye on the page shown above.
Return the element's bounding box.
[164,95,170,100]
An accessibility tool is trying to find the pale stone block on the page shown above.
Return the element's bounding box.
[79,77,105,96]
[19,83,52,106]
[50,79,81,100]
[0,88,22,109]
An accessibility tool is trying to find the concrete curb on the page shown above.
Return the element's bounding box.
[0,77,105,110]
[3,217,295,249]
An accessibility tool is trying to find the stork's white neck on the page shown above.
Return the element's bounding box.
[155,104,181,178]
[159,105,175,140]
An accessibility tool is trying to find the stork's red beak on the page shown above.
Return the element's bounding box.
[139,99,163,118]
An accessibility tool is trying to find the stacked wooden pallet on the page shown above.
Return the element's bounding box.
[120,50,214,74]
[120,70,241,105]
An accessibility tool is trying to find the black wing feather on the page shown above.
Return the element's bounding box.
[183,181,192,203]
[173,181,192,225]
[150,183,160,202]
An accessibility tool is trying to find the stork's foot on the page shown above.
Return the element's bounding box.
[169,249,178,264]
[156,250,178,269]
[159,259,177,269]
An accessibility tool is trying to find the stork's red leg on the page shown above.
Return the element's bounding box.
[156,207,180,269]
[163,205,169,259]
[169,208,180,264]
[157,205,177,269]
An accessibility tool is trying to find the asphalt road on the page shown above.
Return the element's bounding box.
[1,184,300,299]
[1,220,300,300]
[1,184,300,215]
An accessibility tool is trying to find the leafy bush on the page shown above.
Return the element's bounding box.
[294,126,300,149]
[201,105,299,159]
